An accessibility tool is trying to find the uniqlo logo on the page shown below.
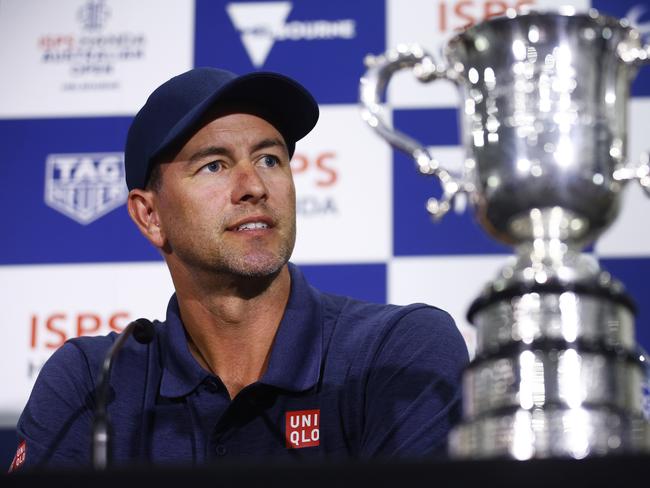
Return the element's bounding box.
[285,409,320,448]
[8,440,26,473]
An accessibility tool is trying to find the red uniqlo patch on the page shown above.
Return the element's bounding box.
[285,409,320,448]
[8,440,26,473]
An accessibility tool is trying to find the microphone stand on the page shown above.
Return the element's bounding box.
[92,318,154,470]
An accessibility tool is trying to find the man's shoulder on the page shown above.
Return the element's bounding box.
[42,321,162,381]
[317,290,466,359]
[36,333,117,380]
[319,290,456,334]
[315,290,468,459]
[66,332,117,357]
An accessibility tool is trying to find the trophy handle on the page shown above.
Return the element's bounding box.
[613,152,650,197]
[615,40,650,197]
[360,44,466,220]
[617,38,650,66]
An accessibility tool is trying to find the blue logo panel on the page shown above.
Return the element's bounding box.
[600,256,650,352]
[0,118,159,265]
[300,263,386,304]
[392,108,511,256]
[592,0,650,96]
[194,0,385,104]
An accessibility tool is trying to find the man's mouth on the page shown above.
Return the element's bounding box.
[235,222,270,231]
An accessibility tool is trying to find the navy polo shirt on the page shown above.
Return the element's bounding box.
[15,264,468,469]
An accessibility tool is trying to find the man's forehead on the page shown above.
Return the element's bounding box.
[180,113,289,157]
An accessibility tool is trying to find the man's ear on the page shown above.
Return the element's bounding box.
[127,189,165,249]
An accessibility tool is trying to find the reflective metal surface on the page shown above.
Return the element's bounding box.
[360,8,650,460]
[446,11,632,244]
[360,10,650,229]
[449,407,650,460]
[495,235,607,291]
[463,349,644,418]
[473,291,636,354]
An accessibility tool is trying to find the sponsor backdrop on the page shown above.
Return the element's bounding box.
[1,0,649,464]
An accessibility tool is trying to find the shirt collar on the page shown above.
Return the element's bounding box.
[159,263,323,398]
[259,263,323,392]
[159,294,210,398]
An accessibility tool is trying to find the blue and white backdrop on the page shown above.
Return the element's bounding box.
[1,0,649,460]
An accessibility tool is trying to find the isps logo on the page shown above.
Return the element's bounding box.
[291,152,339,216]
[437,0,535,32]
[44,152,128,225]
[28,311,130,378]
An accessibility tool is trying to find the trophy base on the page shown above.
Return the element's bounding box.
[463,347,644,419]
[449,407,650,460]
[454,264,647,459]
[469,285,636,356]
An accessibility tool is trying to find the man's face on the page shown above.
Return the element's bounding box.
[151,112,296,278]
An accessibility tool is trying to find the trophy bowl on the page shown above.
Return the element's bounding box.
[444,11,636,245]
[360,8,650,248]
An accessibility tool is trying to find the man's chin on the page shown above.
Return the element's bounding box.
[222,254,289,279]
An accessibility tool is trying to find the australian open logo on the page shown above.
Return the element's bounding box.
[77,0,111,31]
[44,153,128,225]
[38,0,145,88]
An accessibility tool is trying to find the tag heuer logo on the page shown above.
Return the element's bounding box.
[44,153,128,225]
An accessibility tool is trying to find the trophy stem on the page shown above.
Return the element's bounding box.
[508,207,592,249]
[449,211,649,458]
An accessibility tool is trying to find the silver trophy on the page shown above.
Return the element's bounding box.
[360,8,650,459]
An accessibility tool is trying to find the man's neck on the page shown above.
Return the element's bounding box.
[172,265,292,399]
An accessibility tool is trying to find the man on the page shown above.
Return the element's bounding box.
[13,67,468,469]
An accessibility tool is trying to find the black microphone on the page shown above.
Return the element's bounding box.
[92,318,155,470]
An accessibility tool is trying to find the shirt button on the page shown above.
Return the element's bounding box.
[215,445,227,456]
[205,379,219,393]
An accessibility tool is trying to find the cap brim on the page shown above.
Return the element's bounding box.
[150,72,319,165]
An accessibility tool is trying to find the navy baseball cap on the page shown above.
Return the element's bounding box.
[125,67,319,190]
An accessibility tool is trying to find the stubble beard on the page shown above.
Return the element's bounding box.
[174,213,296,281]
[213,222,296,278]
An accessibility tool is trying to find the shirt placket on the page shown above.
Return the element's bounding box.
[186,376,231,462]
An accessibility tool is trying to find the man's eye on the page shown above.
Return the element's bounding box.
[201,161,222,173]
[259,155,280,168]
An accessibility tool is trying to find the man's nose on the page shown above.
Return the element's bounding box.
[231,162,268,203]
